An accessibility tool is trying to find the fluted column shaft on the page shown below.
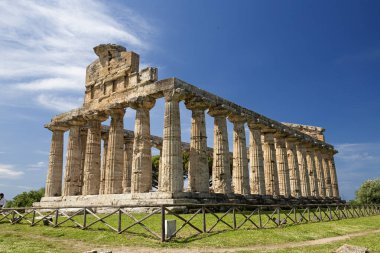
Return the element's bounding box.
[45,128,65,197]
[99,135,108,195]
[275,135,291,197]
[328,152,340,198]
[262,131,279,196]
[285,139,301,198]
[306,147,319,197]
[314,149,326,198]
[209,107,231,194]
[131,97,155,193]
[185,99,209,193]
[322,151,333,197]
[248,125,265,195]
[158,92,183,193]
[82,119,102,195]
[104,109,125,194]
[123,138,134,193]
[63,125,83,196]
[296,143,311,197]
[229,116,249,195]
[79,130,88,192]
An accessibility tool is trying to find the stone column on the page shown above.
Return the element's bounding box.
[185,98,209,193]
[45,126,67,197]
[262,130,280,196]
[63,121,85,196]
[314,148,326,198]
[248,123,266,195]
[305,146,319,197]
[229,115,249,195]
[285,138,301,198]
[328,151,340,198]
[104,108,125,194]
[321,150,333,197]
[208,106,232,194]
[82,113,107,195]
[130,97,155,193]
[79,129,87,194]
[295,143,311,197]
[99,133,108,195]
[158,91,183,193]
[122,137,134,193]
[274,134,291,198]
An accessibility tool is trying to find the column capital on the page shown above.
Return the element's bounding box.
[208,105,230,117]
[46,123,69,132]
[228,114,246,123]
[107,108,125,118]
[83,110,108,122]
[129,96,156,110]
[185,96,209,111]
[247,122,265,130]
[163,88,184,102]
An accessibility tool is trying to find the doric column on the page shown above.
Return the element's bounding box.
[314,148,326,198]
[99,134,108,195]
[79,129,88,193]
[321,150,333,197]
[274,133,291,198]
[262,130,280,196]
[208,105,232,194]
[285,138,301,198]
[104,108,125,194]
[185,97,209,193]
[130,97,155,193]
[122,137,134,193]
[45,125,67,197]
[328,150,340,198]
[158,91,183,193]
[248,123,266,195]
[82,113,107,195]
[228,115,249,195]
[63,120,85,196]
[305,146,319,197]
[295,142,311,197]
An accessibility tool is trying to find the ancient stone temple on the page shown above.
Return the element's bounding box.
[36,44,341,208]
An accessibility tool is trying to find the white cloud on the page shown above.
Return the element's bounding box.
[26,161,46,171]
[0,0,154,111]
[0,164,24,179]
[37,94,83,112]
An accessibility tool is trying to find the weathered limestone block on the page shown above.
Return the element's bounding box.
[285,138,301,198]
[274,134,291,197]
[305,146,319,197]
[262,130,280,196]
[82,113,107,195]
[104,108,125,194]
[123,137,134,193]
[158,91,183,193]
[208,105,232,194]
[45,126,66,197]
[130,96,155,193]
[328,151,340,198]
[296,143,311,197]
[336,244,369,253]
[63,122,85,196]
[248,124,266,195]
[99,134,108,195]
[322,150,333,197]
[229,115,249,195]
[314,149,326,198]
[185,97,209,193]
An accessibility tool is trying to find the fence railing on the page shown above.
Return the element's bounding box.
[1,204,379,242]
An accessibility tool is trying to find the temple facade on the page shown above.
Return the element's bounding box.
[36,44,341,208]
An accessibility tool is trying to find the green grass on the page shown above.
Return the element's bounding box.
[0,212,380,253]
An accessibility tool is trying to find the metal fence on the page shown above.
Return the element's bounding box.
[1,204,379,242]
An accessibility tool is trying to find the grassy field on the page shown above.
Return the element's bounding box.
[0,212,379,253]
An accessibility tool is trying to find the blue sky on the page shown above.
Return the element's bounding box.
[0,0,379,200]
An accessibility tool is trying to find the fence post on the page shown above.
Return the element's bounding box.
[118,208,122,233]
[258,208,262,228]
[233,207,236,230]
[161,205,165,242]
[202,206,206,233]
[54,209,59,227]
[83,208,87,229]
[31,209,36,226]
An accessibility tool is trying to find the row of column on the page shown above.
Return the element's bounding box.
[45,93,340,199]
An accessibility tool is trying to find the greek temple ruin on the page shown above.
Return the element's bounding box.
[35,44,341,208]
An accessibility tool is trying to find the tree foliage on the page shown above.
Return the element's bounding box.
[355,179,380,204]
[6,188,45,208]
